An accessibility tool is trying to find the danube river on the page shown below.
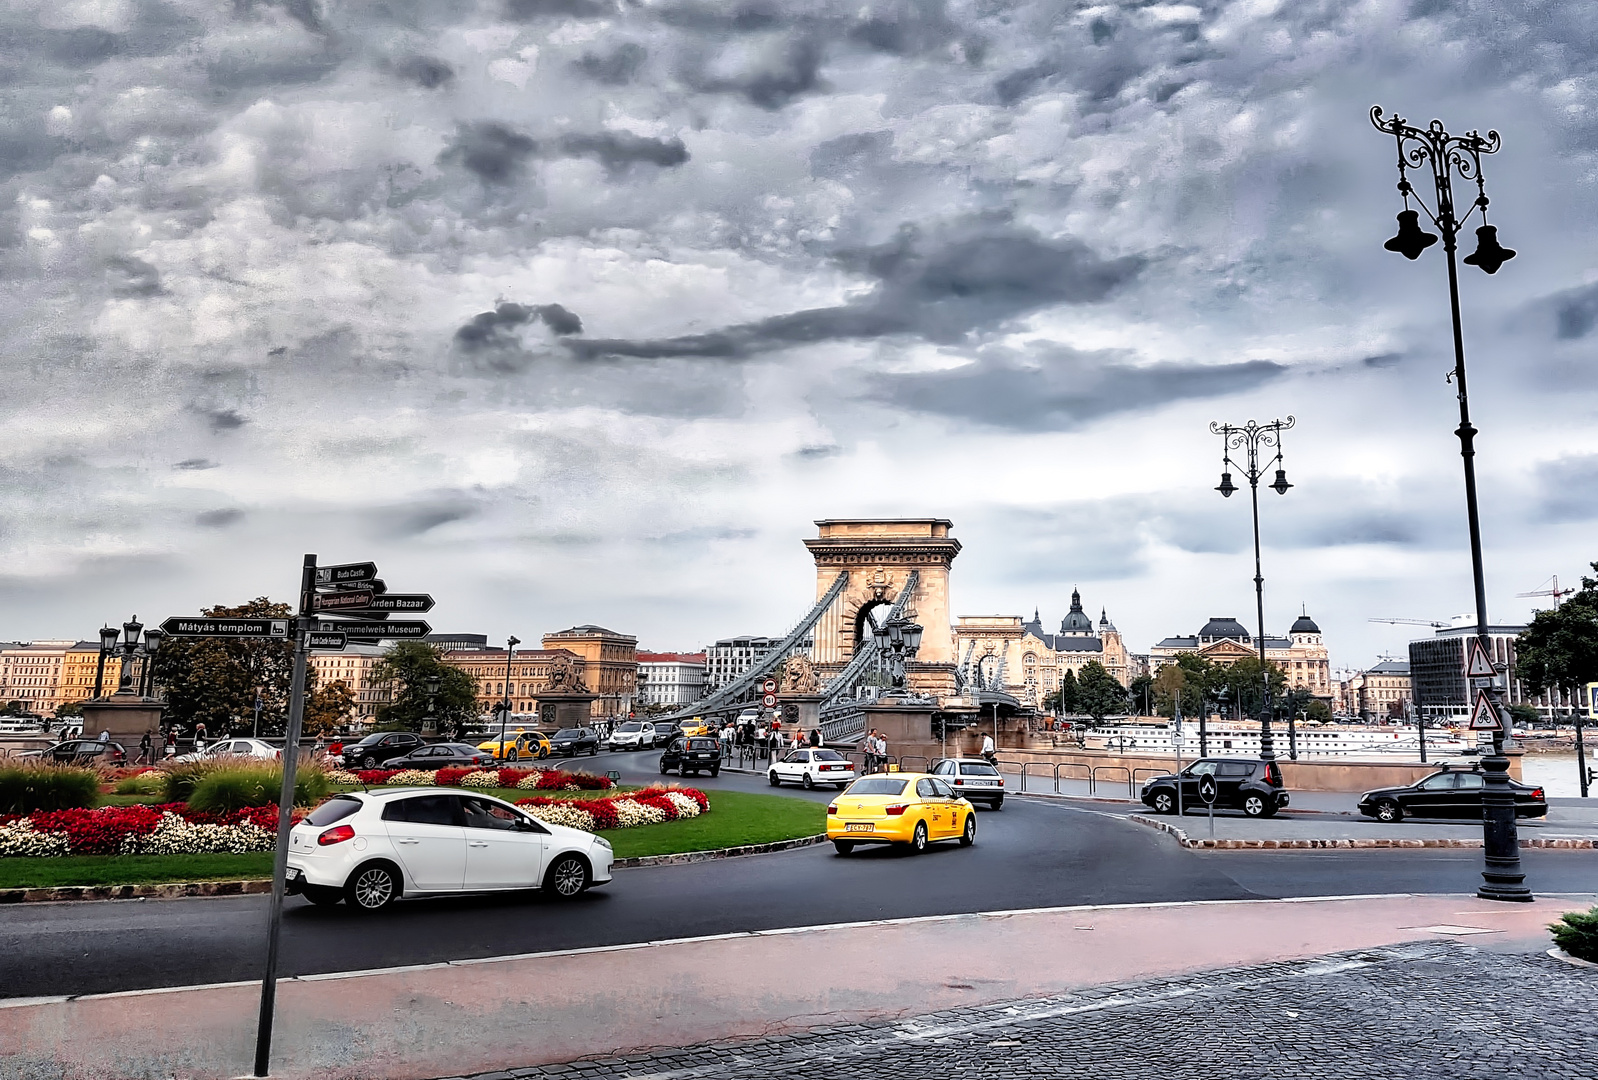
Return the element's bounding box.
[1520,752,1596,798]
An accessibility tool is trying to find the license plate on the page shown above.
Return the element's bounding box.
[845,823,874,833]
[695,753,711,758]
[968,780,997,786]
[286,868,300,881]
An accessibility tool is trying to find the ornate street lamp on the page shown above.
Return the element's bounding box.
[1371,106,1529,903]
[424,674,442,738]
[1210,417,1295,761]
[110,617,161,698]
[497,635,520,758]
[93,625,119,698]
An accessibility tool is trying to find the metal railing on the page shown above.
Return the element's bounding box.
[1090,764,1133,799]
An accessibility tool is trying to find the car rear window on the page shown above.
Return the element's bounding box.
[688,738,719,750]
[847,777,909,796]
[814,749,845,761]
[959,762,1000,776]
[304,795,362,826]
[555,729,584,738]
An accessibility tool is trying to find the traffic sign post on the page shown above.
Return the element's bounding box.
[311,618,431,639]
[160,617,289,638]
[314,561,377,585]
[1469,691,1502,732]
[307,631,347,650]
[1198,772,1218,838]
[1465,638,1496,679]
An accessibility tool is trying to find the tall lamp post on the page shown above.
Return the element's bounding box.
[113,618,162,698]
[93,625,120,698]
[1211,417,1295,761]
[1371,106,1529,902]
[497,635,520,759]
[424,674,442,739]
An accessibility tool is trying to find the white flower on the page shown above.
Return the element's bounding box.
[521,804,596,831]
[460,770,500,788]
[0,820,70,857]
[385,770,436,786]
[663,792,701,818]
[120,812,275,855]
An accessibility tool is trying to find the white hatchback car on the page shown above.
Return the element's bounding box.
[768,748,858,790]
[286,788,613,912]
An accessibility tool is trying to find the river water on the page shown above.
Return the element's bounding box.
[1520,752,1595,799]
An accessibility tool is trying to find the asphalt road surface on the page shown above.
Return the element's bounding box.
[2,748,1594,999]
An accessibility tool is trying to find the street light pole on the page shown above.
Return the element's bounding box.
[1211,417,1294,762]
[497,635,520,759]
[1371,106,1529,903]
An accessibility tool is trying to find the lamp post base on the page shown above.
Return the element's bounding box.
[1477,749,1533,902]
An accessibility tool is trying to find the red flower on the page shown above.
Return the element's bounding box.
[497,767,533,788]
[434,767,471,787]
[354,770,399,785]
[29,805,163,854]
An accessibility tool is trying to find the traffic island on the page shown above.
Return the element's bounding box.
[1128,811,1598,849]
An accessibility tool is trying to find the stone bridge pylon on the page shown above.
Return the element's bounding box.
[803,519,961,699]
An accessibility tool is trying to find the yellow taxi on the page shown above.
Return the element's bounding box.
[677,717,712,737]
[476,729,550,762]
[826,772,976,855]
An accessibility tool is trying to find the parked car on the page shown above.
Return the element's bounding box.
[36,739,127,766]
[929,758,1006,809]
[549,727,600,757]
[606,721,652,750]
[178,737,281,763]
[827,774,976,855]
[768,748,858,790]
[1139,757,1289,818]
[387,743,496,770]
[343,731,425,770]
[660,736,723,777]
[285,788,613,911]
[1356,765,1547,823]
[475,730,551,762]
[649,720,682,748]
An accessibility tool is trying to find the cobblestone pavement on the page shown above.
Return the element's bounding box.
[442,942,1596,1080]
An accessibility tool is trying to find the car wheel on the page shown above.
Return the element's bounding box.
[768,771,781,787]
[908,821,928,855]
[991,796,1003,811]
[1151,791,1175,814]
[590,746,598,756]
[833,840,854,855]
[345,862,400,912]
[360,755,377,769]
[1375,799,1403,824]
[545,853,590,900]
[802,773,815,790]
[1242,794,1266,817]
[711,767,720,778]
[507,748,519,762]
[302,884,342,907]
[660,762,670,774]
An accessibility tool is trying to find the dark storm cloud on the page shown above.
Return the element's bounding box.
[438,122,539,184]
[869,347,1285,432]
[393,55,455,89]
[569,220,1142,360]
[202,409,248,432]
[172,459,220,471]
[195,508,244,528]
[454,302,584,372]
[847,0,962,57]
[555,132,689,171]
[106,257,163,298]
[367,495,481,537]
[1553,283,1598,340]
[995,61,1060,106]
[686,36,825,110]
[505,0,611,20]
[1535,455,1598,523]
[574,43,647,85]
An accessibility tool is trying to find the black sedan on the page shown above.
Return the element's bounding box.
[660,736,723,777]
[386,743,496,770]
[340,730,425,769]
[548,727,600,756]
[1357,766,1547,823]
[38,739,127,766]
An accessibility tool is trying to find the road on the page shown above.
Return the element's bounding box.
[2,748,1594,999]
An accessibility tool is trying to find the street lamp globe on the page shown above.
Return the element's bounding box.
[1271,469,1292,495]
[1215,472,1237,498]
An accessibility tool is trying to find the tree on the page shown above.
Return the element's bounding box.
[305,680,356,736]
[1153,654,1214,720]
[1210,655,1288,722]
[1048,669,1080,715]
[54,701,85,720]
[1506,703,1541,728]
[1129,673,1154,716]
[1076,661,1126,723]
[150,598,298,736]
[1305,699,1332,723]
[2,700,29,716]
[370,642,479,733]
[1516,563,1598,714]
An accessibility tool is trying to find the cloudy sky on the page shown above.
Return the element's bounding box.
[2,0,1597,671]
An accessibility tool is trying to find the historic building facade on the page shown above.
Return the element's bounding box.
[541,626,637,719]
[704,636,782,693]
[952,590,1135,708]
[635,652,708,708]
[0,640,123,718]
[1149,612,1333,699]
[307,645,392,728]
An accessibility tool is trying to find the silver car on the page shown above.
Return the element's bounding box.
[929,758,1006,808]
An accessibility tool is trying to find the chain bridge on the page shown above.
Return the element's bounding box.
[663,519,1022,743]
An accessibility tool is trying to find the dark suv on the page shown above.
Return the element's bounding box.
[660,736,723,778]
[342,731,423,769]
[1140,757,1288,818]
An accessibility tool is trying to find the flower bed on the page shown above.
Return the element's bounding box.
[0,802,288,857]
[326,766,613,791]
[516,785,708,833]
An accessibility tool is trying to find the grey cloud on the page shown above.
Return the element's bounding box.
[203,409,247,432]
[848,1,961,57]
[808,131,892,180]
[172,459,220,471]
[393,55,455,89]
[570,220,1141,360]
[1362,353,1403,369]
[47,27,122,66]
[575,43,647,85]
[793,444,842,459]
[653,3,787,33]
[505,0,611,20]
[195,508,244,528]
[1554,284,1598,340]
[995,61,1059,106]
[1535,455,1598,523]
[106,257,163,298]
[555,132,688,171]
[869,346,1285,432]
[368,495,481,537]
[454,302,584,372]
[438,122,539,184]
[688,36,825,110]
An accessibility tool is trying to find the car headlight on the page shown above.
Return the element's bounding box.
[594,837,612,849]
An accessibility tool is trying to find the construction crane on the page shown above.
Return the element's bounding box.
[1517,576,1575,607]
[1369,618,1448,628]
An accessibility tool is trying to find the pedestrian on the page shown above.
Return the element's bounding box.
[97,729,110,743]
[138,730,152,765]
[874,731,888,771]
[808,727,821,748]
[981,731,997,765]
[790,728,802,751]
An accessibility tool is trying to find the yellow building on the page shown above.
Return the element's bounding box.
[306,646,391,729]
[541,626,638,719]
[439,646,586,720]
[59,643,124,709]
[0,641,123,717]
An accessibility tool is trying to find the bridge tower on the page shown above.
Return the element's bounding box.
[804,519,961,698]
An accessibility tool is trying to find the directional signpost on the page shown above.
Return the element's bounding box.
[307,631,347,650]
[160,617,289,638]
[311,590,373,612]
[1198,772,1218,838]
[366,593,434,612]
[311,618,431,639]
[314,561,377,585]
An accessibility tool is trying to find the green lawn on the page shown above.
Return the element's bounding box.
[600,790,826,859]
[0,852,273,889]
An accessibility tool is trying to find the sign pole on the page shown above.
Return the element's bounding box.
[254,553,315,1078]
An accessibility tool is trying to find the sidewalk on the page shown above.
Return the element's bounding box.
[2,893,1589,1080]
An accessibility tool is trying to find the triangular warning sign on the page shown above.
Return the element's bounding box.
[1468,691,1501,731]
[1465,639,1496,679]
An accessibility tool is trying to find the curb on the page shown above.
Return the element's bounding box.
[1127,814,1598,850]
[0,836,830,903]
[1547,946,1598,971]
